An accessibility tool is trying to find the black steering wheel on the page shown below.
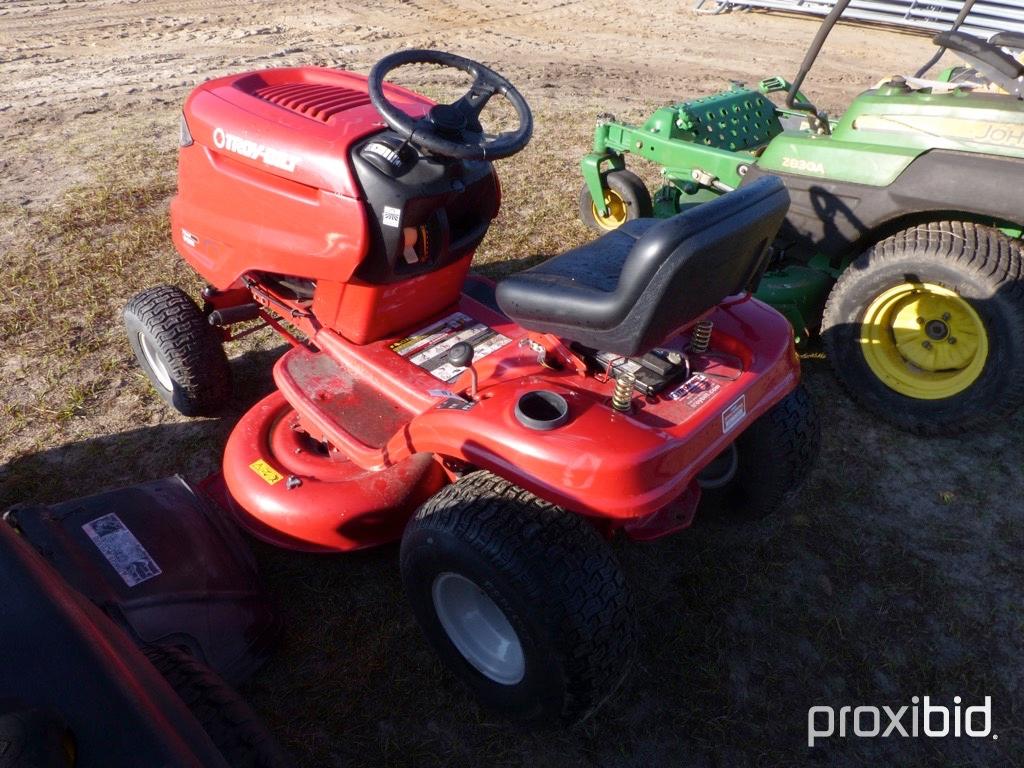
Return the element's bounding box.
[367,49,533,161]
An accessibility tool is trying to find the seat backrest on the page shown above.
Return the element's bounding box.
[934,32,1024,98]
[602,176,790,355]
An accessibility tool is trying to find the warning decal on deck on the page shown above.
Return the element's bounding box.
[666,373,720,409]
[390,312,511,382]
[82,513,163,587]
[249,458,284,485]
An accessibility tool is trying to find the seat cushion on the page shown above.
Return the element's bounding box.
[494,219,657,331]
[495,177,790,356]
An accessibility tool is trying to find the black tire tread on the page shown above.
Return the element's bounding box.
[143,644,289,768]
[578,169,653,232]
[124,285,232,416]
[403,471,635,724]
[702,383,820,520]
[821,220,1024,434]
[738,383,820,518]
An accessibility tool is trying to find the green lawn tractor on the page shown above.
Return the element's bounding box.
[579,0,1024,435]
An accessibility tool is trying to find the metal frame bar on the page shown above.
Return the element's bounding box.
[695,0,1024,36]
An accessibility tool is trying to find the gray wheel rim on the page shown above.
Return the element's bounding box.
[138,331,173,392]
[431,572,525,685]
[697,443,739,490]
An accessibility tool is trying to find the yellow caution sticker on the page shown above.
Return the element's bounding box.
[249,458,284,485]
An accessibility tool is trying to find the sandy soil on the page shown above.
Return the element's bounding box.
[1,3,1020,768]
[1,0,936,208]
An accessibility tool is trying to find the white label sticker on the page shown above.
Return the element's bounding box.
[721,395,746,434]
[382,206,401,228]
[390,312,511,382]
[666,372,721,409]
[82,513,163,587]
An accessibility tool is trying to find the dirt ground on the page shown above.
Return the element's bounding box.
[1,2,1021,767]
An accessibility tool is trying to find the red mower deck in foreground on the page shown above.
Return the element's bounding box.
[126,49,819,725]
[222,285,800,552]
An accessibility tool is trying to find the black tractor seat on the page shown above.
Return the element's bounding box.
[990,32,1024,51]
[935,31,1024,97]
[495,176,790,357]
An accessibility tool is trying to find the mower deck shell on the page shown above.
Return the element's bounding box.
[8,477,280,683]
[0,521,231,767]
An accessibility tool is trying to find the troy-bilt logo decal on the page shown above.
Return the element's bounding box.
[782,156,826,175]
[212,127,299,172]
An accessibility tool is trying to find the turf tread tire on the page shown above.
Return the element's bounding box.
[143,644,288,768]
[401,471,635,725]
[821,221,1024,435]
[701,383,820,520]
[578,169,653,232]
[124,285,232,416]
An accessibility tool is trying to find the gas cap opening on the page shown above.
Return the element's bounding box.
[514,390,569,431]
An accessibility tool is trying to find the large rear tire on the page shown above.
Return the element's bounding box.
[143,644,289,768]
[124,285,232,416]
[821,221,1024,435]
[400,471,635,726]
[578,170,652,232]
[699,383,820,520]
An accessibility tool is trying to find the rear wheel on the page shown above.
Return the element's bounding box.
[400,471,635,726]
[821,221,1024,435]
[578,170,652,232]
[699,383,820,520]
[124,285,232,416]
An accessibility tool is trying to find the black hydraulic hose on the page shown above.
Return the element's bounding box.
[914,0,979,78]
[786,0,854,110]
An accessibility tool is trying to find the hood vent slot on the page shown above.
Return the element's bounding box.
[252,83,372,123]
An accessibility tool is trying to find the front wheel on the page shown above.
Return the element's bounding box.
[821,221,1024,435]
[578,169,653,232]
[124,285,232,416]
[400,471,635,726]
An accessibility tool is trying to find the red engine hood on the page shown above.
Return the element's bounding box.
[182,67,433,198]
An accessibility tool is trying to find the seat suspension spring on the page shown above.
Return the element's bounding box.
[611,372,636,412]
[689,320,713,354]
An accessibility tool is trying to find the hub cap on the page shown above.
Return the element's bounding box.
[138,332,173,391]
[592,189,628,230]
[859,282,988,400]
[431,572,525,685]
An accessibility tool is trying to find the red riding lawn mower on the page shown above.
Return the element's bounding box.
[125,50,820,724]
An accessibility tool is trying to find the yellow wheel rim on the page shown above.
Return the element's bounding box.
[591,189,628,231]
[860,282,988,400]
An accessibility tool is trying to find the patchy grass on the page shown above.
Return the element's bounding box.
[1,106,1022,768]
[0,148,199,452]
